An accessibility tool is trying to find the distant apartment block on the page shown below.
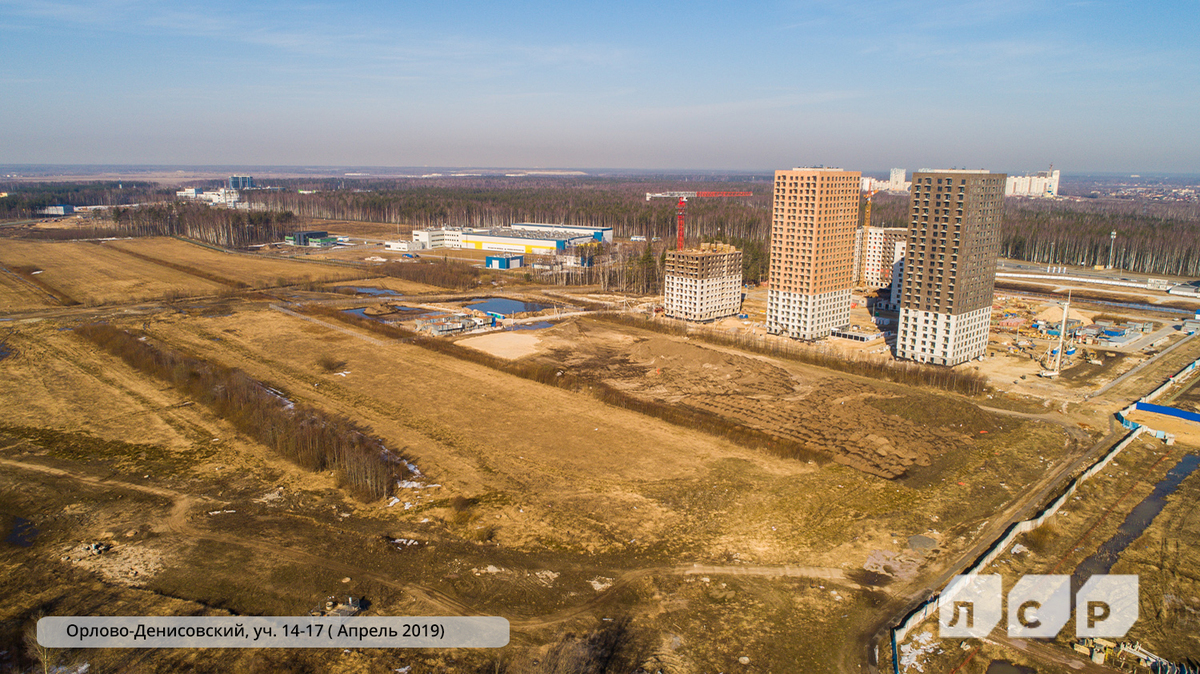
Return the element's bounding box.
[896,170,1006,365]
[860,227,908,288]
[229,175,255,190]
[664,243,743,322]
[1005,168,1059,197]
[861,168,911,193]
[767,168,860,339]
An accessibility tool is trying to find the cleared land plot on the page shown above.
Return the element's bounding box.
[458,330,544,359]
[522,318,1060,481]
[312,218,415,239]
[0,240,226,305]
[0,305,1086,673]
[105,237,363,287]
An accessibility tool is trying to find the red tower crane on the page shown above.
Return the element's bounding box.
[644,191,753,250]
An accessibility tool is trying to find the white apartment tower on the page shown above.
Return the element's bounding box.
[767,168,861,339]
[896,170,1006,365]
[663,243,743,322]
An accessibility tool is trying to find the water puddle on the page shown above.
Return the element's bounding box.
[986,662,1036,674]
[1072,453,1200,595]
[464,297,552,315]
[508,321,554,331]
[6,516,38,547]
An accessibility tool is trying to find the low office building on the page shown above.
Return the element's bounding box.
[664,243,743,322]
[486,254,524,269]
[285,230,338,247]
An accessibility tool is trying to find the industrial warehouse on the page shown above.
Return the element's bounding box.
[401,222,612,255]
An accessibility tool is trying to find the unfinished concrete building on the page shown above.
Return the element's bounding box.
[860,226,908,288]
[664,243,743,322]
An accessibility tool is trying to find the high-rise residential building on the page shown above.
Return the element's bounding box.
[860,226,908,288]
[767,168,861,340]
[896,170,1006,365]
[890,168,906,189]
[663,243,743,322]
[1005,168,1059,197]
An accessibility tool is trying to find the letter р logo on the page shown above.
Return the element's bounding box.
[1076,575,1138,638]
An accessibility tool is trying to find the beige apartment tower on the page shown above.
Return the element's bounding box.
[896,170,1006,365]
[663,243,743,322]
[767,168,861,339]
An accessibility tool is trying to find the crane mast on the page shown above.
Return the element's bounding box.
[645,191,752,249]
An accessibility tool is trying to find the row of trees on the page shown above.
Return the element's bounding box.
[0,181,168,218]
[76,324,407,500]
[999,199,1200,276]
[243,177,773,245]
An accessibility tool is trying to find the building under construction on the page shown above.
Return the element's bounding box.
[663,243,743,322]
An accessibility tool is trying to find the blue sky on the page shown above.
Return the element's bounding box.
[1,0,1197,172]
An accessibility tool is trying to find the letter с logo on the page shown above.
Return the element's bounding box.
[1006,575,1070,638]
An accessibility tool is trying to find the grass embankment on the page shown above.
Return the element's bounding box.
[74,324,409,499]
[593,313,990,396]
[303,306,827,465]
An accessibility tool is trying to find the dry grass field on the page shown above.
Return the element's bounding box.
[0,297,1083,673]
[312,218,415,239]
[0,239,227,305]
[104,238,364,288]
[0,269,52,312]
[10,249,1193,673]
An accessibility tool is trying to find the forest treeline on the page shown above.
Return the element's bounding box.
[7,177,1199,277]
[245,177,772,244]
[0,181,169,218]
[868,192,1200,276]
[6,202,298,248]
[76,324,407,499]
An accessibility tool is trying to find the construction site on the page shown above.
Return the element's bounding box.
[1,223,1199,673]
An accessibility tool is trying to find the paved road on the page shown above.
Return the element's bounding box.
[1093,332,1197,398]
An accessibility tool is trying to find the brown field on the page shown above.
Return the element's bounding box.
[0,239,227,305]
[517,318,1057,480]
[0,297,1081,673]
[4,235,1194,673]
[104,237,364,287]
[312,218,416,239]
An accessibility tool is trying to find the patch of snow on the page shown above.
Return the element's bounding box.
[588,577,614,592]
